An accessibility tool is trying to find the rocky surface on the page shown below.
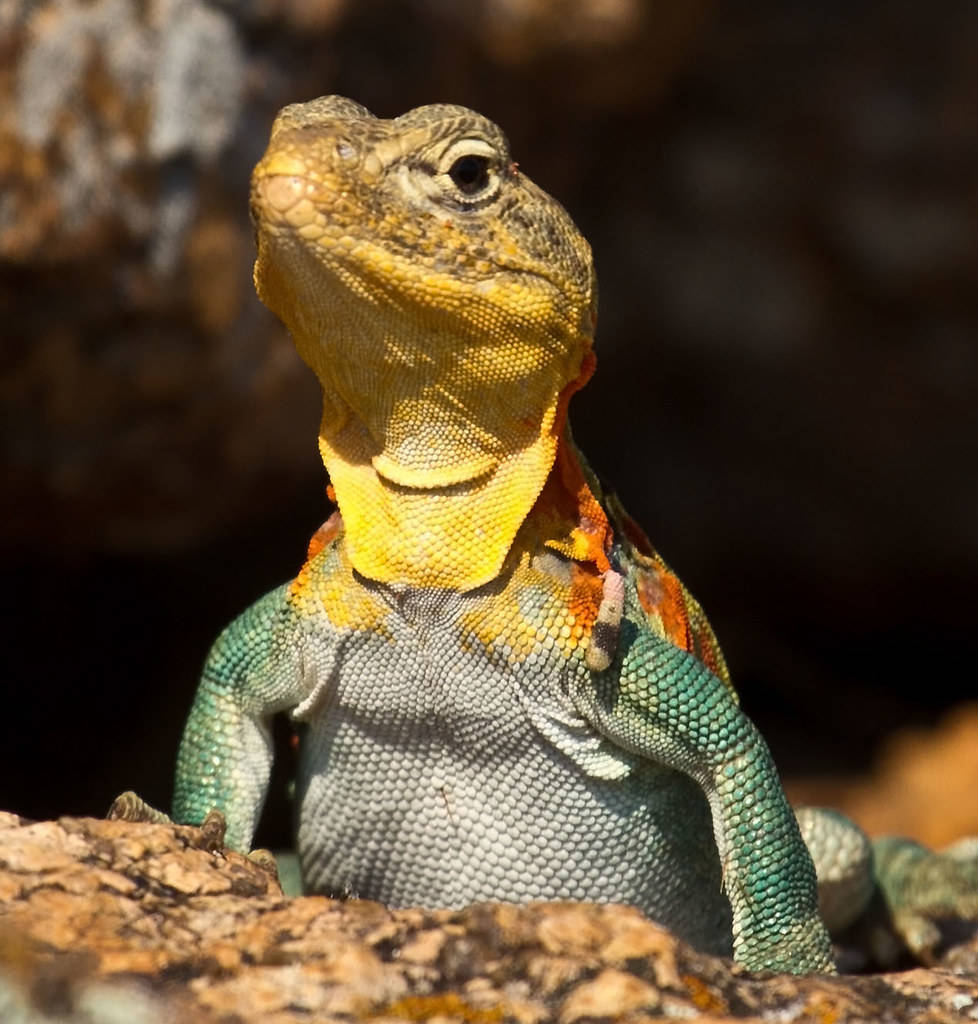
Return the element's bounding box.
[1,813,977,1023]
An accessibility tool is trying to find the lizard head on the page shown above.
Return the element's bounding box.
[250,96,601,589]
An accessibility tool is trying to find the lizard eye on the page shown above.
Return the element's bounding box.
[424,138,502,209]
[448,154,492,196]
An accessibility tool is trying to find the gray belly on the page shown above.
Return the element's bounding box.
[294,618,732,955]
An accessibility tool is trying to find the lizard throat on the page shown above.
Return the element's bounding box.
[318,404,562,592]
[317,348,598,592]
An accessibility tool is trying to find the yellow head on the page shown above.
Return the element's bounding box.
[251,96,598,589]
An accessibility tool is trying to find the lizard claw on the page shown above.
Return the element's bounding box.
[197,808,228,853]
[247,847,301,895]
[107,791,173,826]
[108,792,230,856]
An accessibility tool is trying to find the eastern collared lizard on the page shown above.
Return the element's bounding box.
[112,97,977,975]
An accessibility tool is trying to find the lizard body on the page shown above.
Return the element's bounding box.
[117,97,976,975]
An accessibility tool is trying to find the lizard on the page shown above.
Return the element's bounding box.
[111,96,977,975]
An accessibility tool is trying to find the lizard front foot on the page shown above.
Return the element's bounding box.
[108,792,226,854]
[108,791,285,887]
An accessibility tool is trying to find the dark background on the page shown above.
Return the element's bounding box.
[3,0,977,848]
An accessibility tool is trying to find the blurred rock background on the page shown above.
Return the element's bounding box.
[2,0,976,847]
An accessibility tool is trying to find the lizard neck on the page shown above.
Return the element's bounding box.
[298,315,601,590]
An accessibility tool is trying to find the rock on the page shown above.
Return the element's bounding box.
[0,814,976,1023]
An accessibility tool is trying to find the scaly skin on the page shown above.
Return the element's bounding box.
[107,97,977,974]
[166,96,834,973]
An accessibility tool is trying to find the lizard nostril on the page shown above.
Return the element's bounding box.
[261,175,305,213]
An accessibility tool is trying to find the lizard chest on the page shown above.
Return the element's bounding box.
[289,579,724,943]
